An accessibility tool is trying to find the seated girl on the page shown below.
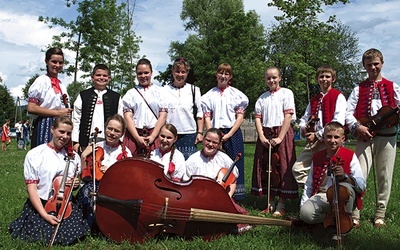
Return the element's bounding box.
[77,114,132,230]
[9,116,89,245]
[150,124,186,181]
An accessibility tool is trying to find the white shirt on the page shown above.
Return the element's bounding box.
[72,89,123,142]
[300,152,366,207]
[185,151,239,182]
[28,75,69,117]
[96,141,132,169]
[201,86,249,128]
[122,84,167,129]
[255,87,296,127]
[164,83,203,134]
[150,148,186,180]
[299,92,346,139]
[24,144,81,200]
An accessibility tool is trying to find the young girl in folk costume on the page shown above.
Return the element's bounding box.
[201,63,249,201]
[2,119,11,150]
[122,58,168,156]
[9,117,89,245]
[251,66,298,217]
[164,58,203,159]
[77,114,132,230]
[28,47,73,149]
[185,128,251,234]
[150,124,186,181]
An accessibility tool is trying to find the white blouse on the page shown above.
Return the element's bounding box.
[28,75,69,115]
[122,84,167,129]
[185,150,239,181]
[150,148,186,180]
[164,83,203,134]
[24,144,81,200]
[201,86,249,128]
[254,87,296,128]
[96,141,132,169]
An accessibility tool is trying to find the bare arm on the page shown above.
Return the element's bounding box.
[28,102,72,117]
[27,184,59,225]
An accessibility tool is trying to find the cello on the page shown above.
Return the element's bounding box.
[94,158,291,243]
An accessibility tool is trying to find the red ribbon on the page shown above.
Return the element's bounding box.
[167,162,175,174]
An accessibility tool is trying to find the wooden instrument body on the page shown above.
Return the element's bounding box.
[96,158,290,243]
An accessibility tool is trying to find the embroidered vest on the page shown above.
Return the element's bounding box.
[311,147,363,209]
[79,87,120,147]
[354,78,395,120]
[310,88,341,126]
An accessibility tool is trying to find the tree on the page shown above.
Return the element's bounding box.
[0,85,15,125]
[156,0,267,116]
[39,0,141,93]
[265,0,360,114]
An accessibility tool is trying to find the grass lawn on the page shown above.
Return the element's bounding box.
[1,140,399,249]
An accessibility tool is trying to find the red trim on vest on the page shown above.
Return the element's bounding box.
[355,78,395,120]
[311,147,363,209]
[310,88,341,126]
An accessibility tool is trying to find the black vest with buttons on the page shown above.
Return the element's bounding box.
[79,87,120,148]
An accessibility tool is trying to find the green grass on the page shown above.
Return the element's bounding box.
[1,140,400,249]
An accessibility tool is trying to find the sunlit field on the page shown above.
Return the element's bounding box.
[1,140,399,249]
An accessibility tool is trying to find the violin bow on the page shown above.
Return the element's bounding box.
[92,127,100,213]
[48,142,77,248]
[266,131,275,212]
[329,156,343,249]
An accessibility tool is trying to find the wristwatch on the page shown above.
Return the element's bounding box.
[341,174,349,182]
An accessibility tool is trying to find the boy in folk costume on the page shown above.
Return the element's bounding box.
[292,66,346,189]
[300,122,365,240]
[345,48,400,227]
[72,64,123,154]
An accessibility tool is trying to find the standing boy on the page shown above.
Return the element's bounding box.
[72,64,123,153]
[292,66,346,189]
[345,48,400,227]
[300,122,365,240]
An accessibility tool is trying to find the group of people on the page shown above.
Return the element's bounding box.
[1,119,30,151]
[7,46,398,245]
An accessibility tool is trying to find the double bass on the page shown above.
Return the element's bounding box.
[94,158,291,243]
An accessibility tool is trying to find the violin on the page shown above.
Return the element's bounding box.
[216,153,242,192]
[81,146,105,182]
[45,141,75,219]
[94,158,292,243]
[359,106,399,136]
[305,115,320,133]
[262,129,280,188]
[324,156,353,247]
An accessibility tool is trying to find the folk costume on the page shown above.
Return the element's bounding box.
[293,88,346,188]
[300,147,366,224]
[251,87,298,199]
[201,86,249,200]
[72,87,122,150]
[122,84,168,156]
[9,144,89,245]
[164,83,203,159]
[77,140,132,229]
[150,147,186,180]
[346,78,400,221]
[28,75,70,148]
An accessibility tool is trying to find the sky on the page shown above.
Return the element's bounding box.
[1,0,399,102]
